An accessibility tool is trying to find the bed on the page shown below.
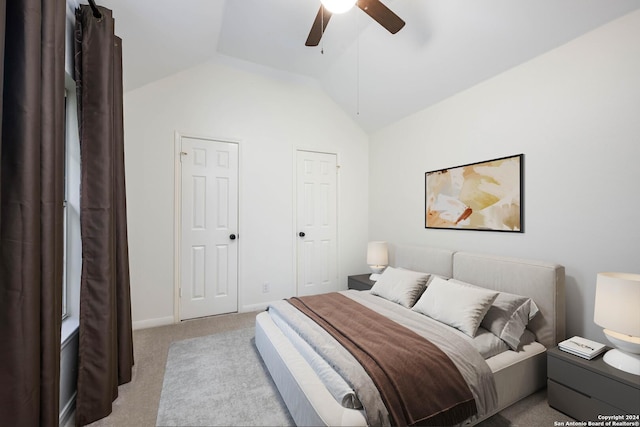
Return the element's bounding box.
[255,245,565,426]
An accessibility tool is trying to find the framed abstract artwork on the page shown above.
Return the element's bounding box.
[425,154,523,232]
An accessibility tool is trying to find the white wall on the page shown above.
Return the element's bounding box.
[124,59,370,328]
[369,11,640,343]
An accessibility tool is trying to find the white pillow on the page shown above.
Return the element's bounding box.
[412,276,498,337]
[472,327,509,359]
[369,267,430,308]
[449,279,540,350]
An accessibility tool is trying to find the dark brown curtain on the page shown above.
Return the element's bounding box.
[74,5,134,426]
[0,0,66,426]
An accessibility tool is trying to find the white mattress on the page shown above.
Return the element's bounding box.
[255,310,547,426]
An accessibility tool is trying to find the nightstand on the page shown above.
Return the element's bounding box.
[347,274,375,291]
[547,346,640,421]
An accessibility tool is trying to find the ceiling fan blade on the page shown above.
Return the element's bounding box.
[357,0,405,34]
[306,5,332,46]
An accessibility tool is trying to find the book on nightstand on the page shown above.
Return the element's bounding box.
[558,336,607,360]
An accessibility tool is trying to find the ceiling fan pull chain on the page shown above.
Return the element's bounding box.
[321,7,325,54]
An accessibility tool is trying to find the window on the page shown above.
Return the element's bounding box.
[61,73,81,331]
[62,91,69,319]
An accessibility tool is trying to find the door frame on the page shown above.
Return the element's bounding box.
[293,148,341,297]
[173,131,242,323]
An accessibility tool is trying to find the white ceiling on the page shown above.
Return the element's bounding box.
[93,0,640,132]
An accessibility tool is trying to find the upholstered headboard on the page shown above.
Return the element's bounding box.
[388,244,566,349]
[388,245,454,278]
[453,252,565,349]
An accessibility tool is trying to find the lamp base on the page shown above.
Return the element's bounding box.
[369,265,386,274]
[602,349,640,376]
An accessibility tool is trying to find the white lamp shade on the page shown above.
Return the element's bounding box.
[594,272,640,338]
[367,241,388,267]
[320,0,357,14]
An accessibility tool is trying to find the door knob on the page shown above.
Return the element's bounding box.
[298,232,305,237]
[229,234,236,240]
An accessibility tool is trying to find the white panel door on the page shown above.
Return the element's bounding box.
[296,150,338,296]
[180,136,238,320]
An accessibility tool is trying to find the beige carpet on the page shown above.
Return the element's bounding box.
[76,311,569,427]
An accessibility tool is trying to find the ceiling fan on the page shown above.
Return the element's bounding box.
[306,0,405,47]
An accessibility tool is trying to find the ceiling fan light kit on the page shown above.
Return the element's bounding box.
[320,0,357,14]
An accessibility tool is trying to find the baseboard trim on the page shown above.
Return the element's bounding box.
[132,316,175,330]
[133,307,274,329]
[240,302,272,313]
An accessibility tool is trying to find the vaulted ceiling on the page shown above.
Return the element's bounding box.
[92,0,640,132]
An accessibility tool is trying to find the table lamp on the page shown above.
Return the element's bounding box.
[594,272,640,375]
[367,241,388,281]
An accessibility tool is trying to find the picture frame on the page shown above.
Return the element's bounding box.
[425,154,523,232]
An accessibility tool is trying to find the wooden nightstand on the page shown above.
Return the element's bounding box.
[547,346,640,421]
[347,274,375,291]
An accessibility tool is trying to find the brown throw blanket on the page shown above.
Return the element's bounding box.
[288,293,477,426]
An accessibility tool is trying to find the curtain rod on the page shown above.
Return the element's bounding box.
[88,0,103,19]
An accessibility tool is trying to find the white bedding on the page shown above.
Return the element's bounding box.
[255,311,367,427]
[256,310,547,426]
[269,290,511,413]
[269,308,362,409]
[268,290,499,426]
[256,246,565,427]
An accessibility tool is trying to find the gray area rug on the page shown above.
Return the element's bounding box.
[156,327,294,426]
